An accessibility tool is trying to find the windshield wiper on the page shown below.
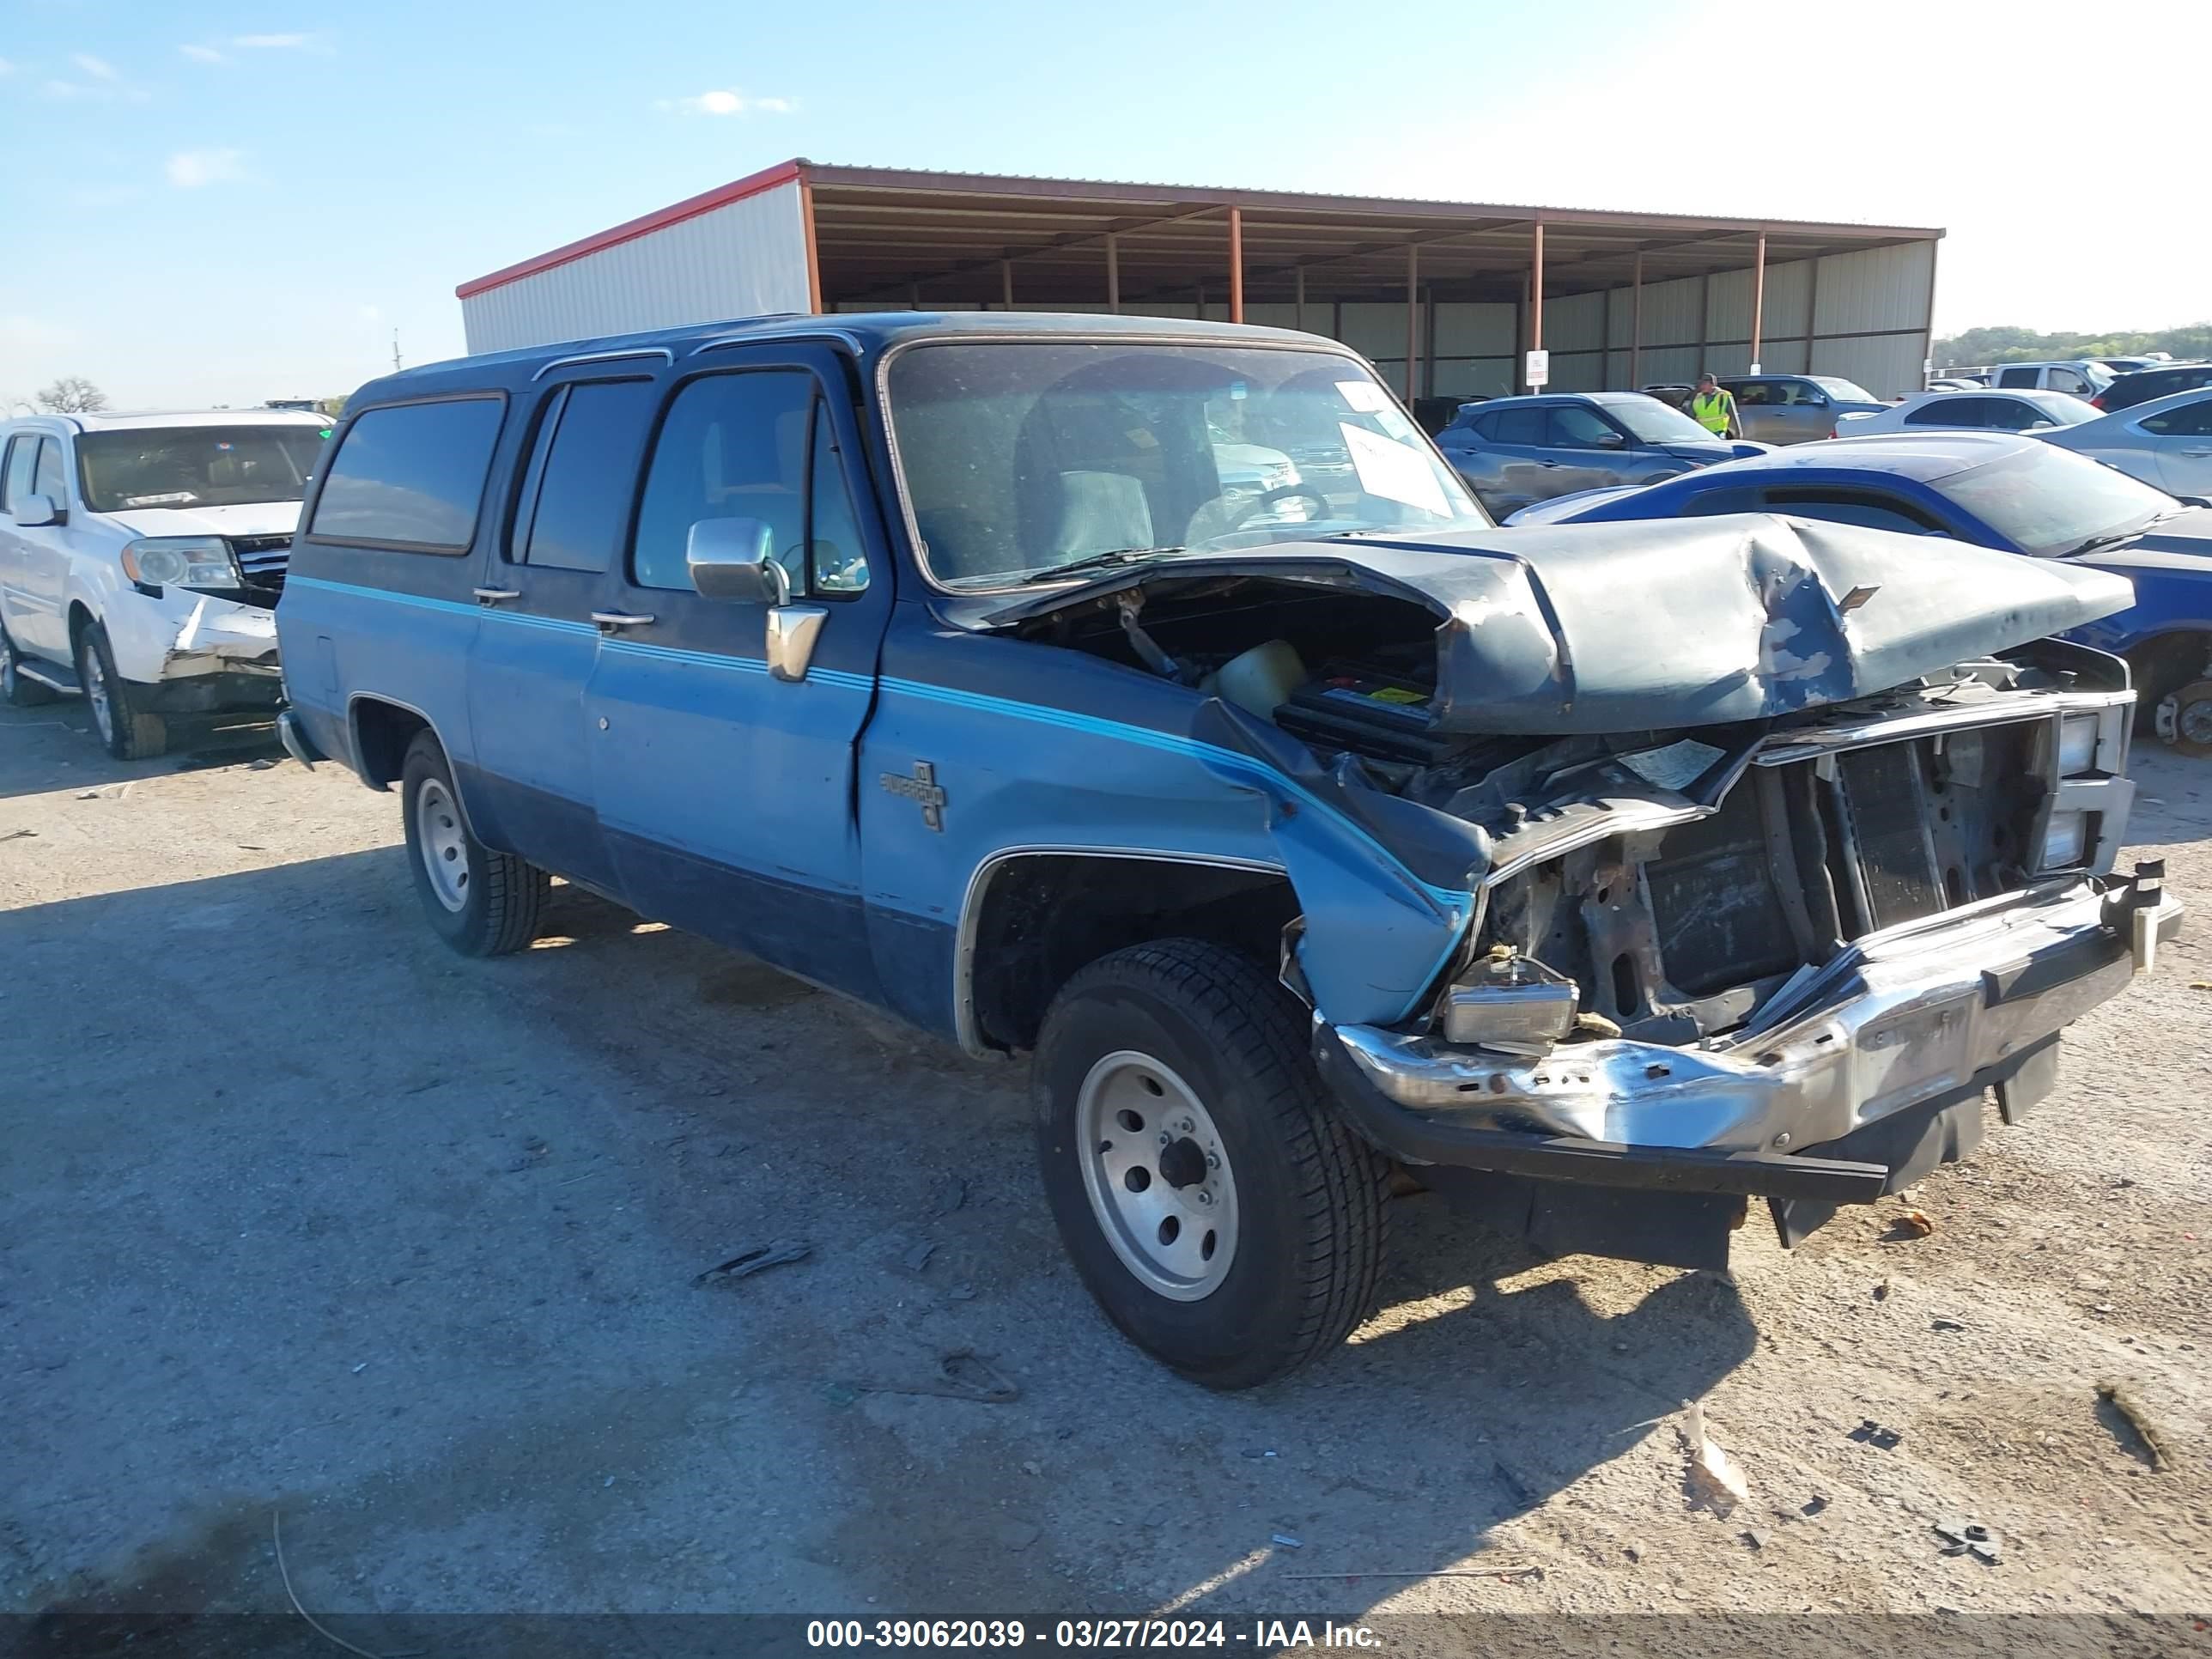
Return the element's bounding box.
[2065,530,2143,557]
[1022,545,1188,583]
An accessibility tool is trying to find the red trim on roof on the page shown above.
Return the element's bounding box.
[455,158,805,299]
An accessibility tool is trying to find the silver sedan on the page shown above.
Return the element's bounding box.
[2040,386,2212,501]
[1833,388,2099,438]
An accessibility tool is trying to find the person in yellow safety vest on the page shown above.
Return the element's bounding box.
[1690,373,1741,440]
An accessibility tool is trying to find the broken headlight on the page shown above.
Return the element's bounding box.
[1441,948,1579,1055]
[2057,713,2100,776]
[119,537,241,592]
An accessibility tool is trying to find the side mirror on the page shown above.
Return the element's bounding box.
[685,516,787,605]
[10,493,63,529]
[1595,431,1628,450]
[2027,420,2057,431]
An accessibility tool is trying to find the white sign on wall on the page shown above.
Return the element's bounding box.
[1524,349,1550,388]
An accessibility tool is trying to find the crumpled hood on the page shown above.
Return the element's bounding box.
[978,514,2135,735]
[100,501,302,540]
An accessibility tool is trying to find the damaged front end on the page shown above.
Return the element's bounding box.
[994,514,2182,1265]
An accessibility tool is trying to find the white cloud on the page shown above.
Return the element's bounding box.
[233,33,310,48]
[656,88,793,117]
[165,148,245,188]
[70,52,118,80]
[179,44,228,64]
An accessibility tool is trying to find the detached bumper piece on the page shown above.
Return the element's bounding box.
[1317,869,2182,1257]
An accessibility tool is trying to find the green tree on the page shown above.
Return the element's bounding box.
[1936,323,2212,368]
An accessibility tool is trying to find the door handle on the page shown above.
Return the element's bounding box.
[2181,447,2212,457]
[473,587,521,605]
[591,611,656,632]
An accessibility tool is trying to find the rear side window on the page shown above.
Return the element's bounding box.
[1908,396,1995,427]
[2141,400,2212,438]
[1489,406,1548,446]
[310,398,505,551]
[1765,489,1944,533]
[510,380,657,572]
[1996,367,2039,388]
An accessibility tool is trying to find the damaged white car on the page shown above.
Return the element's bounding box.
[0,410,328,757]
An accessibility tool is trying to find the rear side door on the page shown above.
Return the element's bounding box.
[1725,380,1784,441]
[582,345,892,997]
[2137,398,2212,496]
[0,435,35,651]
[463,374,661,892]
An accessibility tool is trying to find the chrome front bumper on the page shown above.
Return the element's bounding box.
[1321,872,2181,1197]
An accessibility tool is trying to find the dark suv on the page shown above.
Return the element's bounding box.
[2094,364,2212,414]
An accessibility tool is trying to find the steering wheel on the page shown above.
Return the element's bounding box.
[1225,482,1334,532]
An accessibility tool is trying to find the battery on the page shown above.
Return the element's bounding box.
[1275,661,1450,766]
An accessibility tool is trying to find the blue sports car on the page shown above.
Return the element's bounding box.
[1510,433,2212,752]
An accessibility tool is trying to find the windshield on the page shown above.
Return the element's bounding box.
[2030,395,2100,427]
[1936,442,2176,556]
[1603,395,1718,444]
[1812,376,1878,404]
[884,341,1492,589]
[76,424,328,513]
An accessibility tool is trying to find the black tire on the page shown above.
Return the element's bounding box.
[1033,939,1389,1389]
[75,623,167,759]
[399,730,548,956]
[0,625,55,707]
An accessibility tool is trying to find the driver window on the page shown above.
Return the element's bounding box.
[631,369,813,592]
[1733,381,1780,407]
[1547,405,1620,448]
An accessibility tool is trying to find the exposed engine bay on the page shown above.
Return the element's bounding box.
[1009,563,2137,1051]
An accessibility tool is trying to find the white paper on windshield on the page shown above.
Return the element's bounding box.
[1340,422,1450,516]
[1335,380,1391,413]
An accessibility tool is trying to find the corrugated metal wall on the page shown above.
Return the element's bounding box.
[459,180,812,354]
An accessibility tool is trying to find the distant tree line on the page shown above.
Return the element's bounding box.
[1936,323,2212,368]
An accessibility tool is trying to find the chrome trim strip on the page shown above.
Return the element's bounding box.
[951,845,1286,1057]
[531,348,675,380]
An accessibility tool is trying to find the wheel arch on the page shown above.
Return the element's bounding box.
[955,848,1298,1058]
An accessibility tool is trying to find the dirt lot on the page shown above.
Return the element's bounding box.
[3,696,2208,1643]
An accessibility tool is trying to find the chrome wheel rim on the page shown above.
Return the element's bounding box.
[414,777,471,913]
[81,643,113,745]
[1076,1050,1239,1301]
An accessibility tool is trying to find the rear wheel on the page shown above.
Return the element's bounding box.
[0,626,55,707]
[399,730,548,955]
[75,623,167,759]
[1033,939,1389,1389]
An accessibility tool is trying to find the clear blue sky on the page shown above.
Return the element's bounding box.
[5,0,2205,409]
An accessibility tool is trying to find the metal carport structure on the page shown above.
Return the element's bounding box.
[457,160,1943,399]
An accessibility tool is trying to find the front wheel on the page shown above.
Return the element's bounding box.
[2160,678,2212,758]
[75,623,167,759]
[399,731,549,955]
[1032,939,1389,1389]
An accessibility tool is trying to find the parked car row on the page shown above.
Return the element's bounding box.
[6,310,2188,1389]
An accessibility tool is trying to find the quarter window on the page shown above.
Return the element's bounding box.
[630,370,869,598]
[309,398,506,551]
[512,380,657,573]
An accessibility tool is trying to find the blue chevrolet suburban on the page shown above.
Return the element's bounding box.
[278,312,2179,1387]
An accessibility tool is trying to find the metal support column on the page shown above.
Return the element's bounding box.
[1228,206,1244,325]
[1106,234,1120,313]
[1294,266,1305,333]
[1529,217,1545,384]
[1749,229,1767,372]
[1000,258,1014,312]
[1404,242,1419,402]
[1601,284,1613,388]
[1630,250,1644,387]
[1805,256,1821,375]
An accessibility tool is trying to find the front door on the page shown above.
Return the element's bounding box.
[464,376,661,891]
[583,346,892,997]
[2140,399,2212,496]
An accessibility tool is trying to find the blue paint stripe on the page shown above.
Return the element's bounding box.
[287,575,872,689]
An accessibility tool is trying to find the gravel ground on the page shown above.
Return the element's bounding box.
[2,697,2207,1643]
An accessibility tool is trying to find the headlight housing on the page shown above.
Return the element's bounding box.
[119,537,240,591]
